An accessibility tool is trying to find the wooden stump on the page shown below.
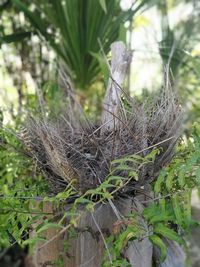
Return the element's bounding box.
[26,198,153,267]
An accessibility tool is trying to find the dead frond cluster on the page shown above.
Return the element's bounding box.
[19,85,182,196]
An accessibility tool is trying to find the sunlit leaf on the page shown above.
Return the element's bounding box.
[154,224,184,245]
[149,234,167,262]
[99,0,107,13]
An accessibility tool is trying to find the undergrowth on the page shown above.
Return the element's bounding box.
[0,122,200,266]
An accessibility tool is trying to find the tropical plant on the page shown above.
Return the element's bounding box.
[158,0,200,78]
[8,0,157,90]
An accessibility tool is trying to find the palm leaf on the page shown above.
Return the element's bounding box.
[0,31,32,44]
[12,0,156,89]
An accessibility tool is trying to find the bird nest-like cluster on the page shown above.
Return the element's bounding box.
[19,87,182,196]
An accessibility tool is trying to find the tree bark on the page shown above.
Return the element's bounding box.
[101,41,132,132]
[27,198,153,267]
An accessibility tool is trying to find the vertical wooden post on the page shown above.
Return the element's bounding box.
[101,41,132,131]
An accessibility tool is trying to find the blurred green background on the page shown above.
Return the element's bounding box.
[1,0,200,266]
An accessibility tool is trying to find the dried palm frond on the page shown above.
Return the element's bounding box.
[19,81,182,195]
[18,42,182,196]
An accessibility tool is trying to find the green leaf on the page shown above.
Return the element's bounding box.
[178,168,186,188]
[154,170,166,194]
[143,203,157,220]
[154,224,184,245]
[0,31,32,44]
[107,175,123,186]
[75,197,93,205]
[166,171,174,192]
[144,201,175,224]
[145,149,159,162]
[183,190,192,225]
[108,175,123,181]
[12,0,47,35]
[37,223,63,234]
[195,168,200,185]
[149,234,167,262]
[159,198,166,212]
[172,195,183,227]
[128,170,138,180]
[112,154,144,164]
[86,203,94,212]
[115,227,137,252]
[55,188,75,200]
[23,237,46,246]
[114,165,134,171]
[99,0,107,13]
[149,214,173,224]
[90,51,109,84]
[118,24,127,43]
